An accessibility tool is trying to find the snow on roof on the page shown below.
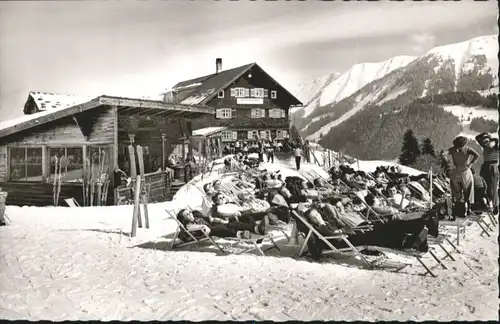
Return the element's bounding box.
[179,88,217,105]
[192,127,228,137]
[174,82,202,91]
[29,91,93,111]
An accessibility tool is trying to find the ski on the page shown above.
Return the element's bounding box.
[136,145,149,229]
[52,155,59,206]
[128,145,142,228]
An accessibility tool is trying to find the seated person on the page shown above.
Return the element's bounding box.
[212,180,235,201]
[385,184,427,210]
[177,209,265,241]
[330,201,370,228]
[365,193,401,219]
[300,180,321,199]
[305,207,343,236]
[238,190,271,213]
[233,174,256,190]
[471,168,488,210]
[211,192,274,231]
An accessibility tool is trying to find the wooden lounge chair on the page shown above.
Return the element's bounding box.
[65,198,80,207]
[165,207,281,256]
[221,180,293,242]
[294,203,452,277]
[291,210,374,269]
[166,207,225,253]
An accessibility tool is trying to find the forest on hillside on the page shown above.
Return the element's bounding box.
[319,98,463,160]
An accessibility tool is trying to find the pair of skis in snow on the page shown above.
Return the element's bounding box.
[52,156,64,206]
[82,149,110,207]
[129,144,150,237]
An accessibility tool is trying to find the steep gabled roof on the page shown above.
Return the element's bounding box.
[23,91,93,114]
[171,62,302,107]
[172,63,255,105]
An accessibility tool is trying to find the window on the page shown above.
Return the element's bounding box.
[9,147,43,181]
[49,146,84,183]
[218,90,225,98]
[269,109,285,118]
[251,108,263,118]
[216,108,232,119]
[230,87,247,98]
[248,131,259,140]
[221,131,233,142]
[250,88,265,98]
[276,130,288,139]
[271,90,277,99]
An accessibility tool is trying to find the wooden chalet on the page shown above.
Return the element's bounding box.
[163,59,303,147]
[0,92,214,207]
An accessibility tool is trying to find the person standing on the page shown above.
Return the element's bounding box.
[257,139,264,162]
[446,136,480,217]
[0,188,7,226]
[294,144,303,171]
[475,132,499,214]
[266,142,275,163]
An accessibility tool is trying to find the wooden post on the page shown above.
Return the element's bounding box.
[181,138,186,161]
[216,137,222,158]
[161,133,166,171]
[41,145,47,183]
[112,106,119,205]
[131,175,142,238]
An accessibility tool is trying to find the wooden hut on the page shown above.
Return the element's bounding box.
[0,93,214,207]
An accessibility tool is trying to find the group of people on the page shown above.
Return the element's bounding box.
[445,133,498,217]
[176,154,454,260]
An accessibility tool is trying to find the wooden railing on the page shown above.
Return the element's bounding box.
[117,171,171,204]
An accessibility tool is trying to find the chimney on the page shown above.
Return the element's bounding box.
[216,58,222,74]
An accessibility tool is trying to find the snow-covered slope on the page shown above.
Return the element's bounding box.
[292,56,415,121]
[425,35,499,92]
[318,56,417,107]
[292,72,341,118]
[301,34,499,141]
[442,105,498,140]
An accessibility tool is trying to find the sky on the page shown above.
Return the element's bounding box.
[0,0,497,121]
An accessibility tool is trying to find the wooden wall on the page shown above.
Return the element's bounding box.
[0,106,116,206]
[0,106,115,146]
[0,145,6,182]
[191,68,290,131]
[0,182,112,207]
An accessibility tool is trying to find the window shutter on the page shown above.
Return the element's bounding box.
[250,88,256,97]
[281,109,286,118]
[231,108,236,118]
[244,88,250,97]
[232,131,238,140]
[230,88,236,97]
[260,130,266,139]
[264,89,269,97]
[247,131,253,139]
[216,109,222,118]
[282,130,288,138]
[261,109,265,118]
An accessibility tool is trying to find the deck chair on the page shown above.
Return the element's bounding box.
[353,190,390,223]
[65,198,80,207]
[291,210,374,269]
[166,207,225,253]
[223,180,293,242]
[166,207,281,256]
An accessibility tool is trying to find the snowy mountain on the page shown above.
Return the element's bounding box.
[297,34,498,142]
[293,72,341,117]
[292,56,416,124]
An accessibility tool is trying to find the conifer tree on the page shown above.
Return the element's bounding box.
[399,129,421,165]
[421,138,436,157]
